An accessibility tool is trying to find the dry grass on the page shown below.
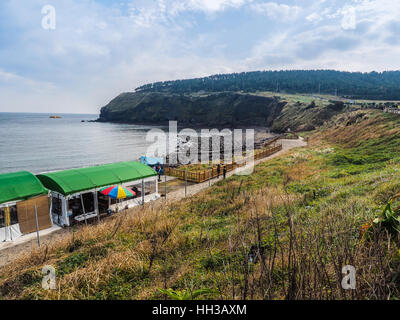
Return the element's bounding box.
[2,109,400,300]
[0,174,397,300]
[313,111,400,148]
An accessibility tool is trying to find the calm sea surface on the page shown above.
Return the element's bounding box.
[0,113,166,174]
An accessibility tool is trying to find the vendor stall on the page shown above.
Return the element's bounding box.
[0,171,52,242]
[37,161,159,227]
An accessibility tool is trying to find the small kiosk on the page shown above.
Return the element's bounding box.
[0,171,52,242]
[37,161,159,227]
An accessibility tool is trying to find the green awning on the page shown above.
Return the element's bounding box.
[0,171,48,204]
[36,161,157,196]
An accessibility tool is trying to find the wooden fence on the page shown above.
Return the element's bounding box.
[164,144,282,183]
[384,107,400,115]
[263,135,282,147]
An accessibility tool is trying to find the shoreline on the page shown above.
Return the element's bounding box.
[95,118,274,131]
[1,124,276,175]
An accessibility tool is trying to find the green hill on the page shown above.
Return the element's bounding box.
[136,70,400,100]
[98,91,348,131]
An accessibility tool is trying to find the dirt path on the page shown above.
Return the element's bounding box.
[0,138,306,268]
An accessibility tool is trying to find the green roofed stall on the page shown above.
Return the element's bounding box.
[0,171,48,204]
[36,161,157,196]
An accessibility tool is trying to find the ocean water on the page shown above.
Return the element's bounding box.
[0,113,167,174]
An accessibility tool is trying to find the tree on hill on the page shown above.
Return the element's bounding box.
[135,70,400,100]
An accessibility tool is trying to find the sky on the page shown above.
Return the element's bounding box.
[0,0,399,114]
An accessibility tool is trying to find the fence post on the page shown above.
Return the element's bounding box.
[164,174,167,200]
[185,168,188,197]
[94,190,100,223]
[80,194,87,226]
[141,179,145,206]
[34,204,40,248]
[5,206,11,241]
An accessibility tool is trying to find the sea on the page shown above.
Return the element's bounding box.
[0,113,167,174]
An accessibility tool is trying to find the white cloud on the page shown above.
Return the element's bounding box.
[244,0,400,72]
[2,0,400,114]
[250,2,301,21]
[306,12,323,23]
[340,6,357,30]
[163,0,252,17]
[187,0,250,12]
[0,69,55,91]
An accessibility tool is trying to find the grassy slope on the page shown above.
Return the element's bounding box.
[271,100,347,133]
[2,110,400,300]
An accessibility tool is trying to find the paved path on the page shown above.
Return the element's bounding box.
[0,138,306,268]
[165,138,307,202]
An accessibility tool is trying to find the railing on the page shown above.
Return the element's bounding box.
[254,144,282,160]
[263,135,283,146]
[384,107,400,115]
[164,144,282,183]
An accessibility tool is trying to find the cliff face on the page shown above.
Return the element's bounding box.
[98,92,286,127]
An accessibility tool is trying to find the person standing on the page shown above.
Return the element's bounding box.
[223,166,227,179]
[217,164,221,178]
[156,163,162,182]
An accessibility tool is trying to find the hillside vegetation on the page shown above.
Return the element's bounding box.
[98,90,346,130]
[2,110,400,299]
[271,100,346,132]
[98,70,400,128]
[136,70,400,100]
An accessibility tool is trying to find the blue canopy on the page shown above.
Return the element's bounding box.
[140,156,163,166]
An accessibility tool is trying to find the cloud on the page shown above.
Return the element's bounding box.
[159,0,252,16]
[0,69,55,92]
[340,6,357,30]
[185,0,250,12]
[244,0,400,71]
[306,12,323,23]
[250,2,301,21]
[1,0,400,114]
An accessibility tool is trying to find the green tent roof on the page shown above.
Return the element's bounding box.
[0,171,48,204]
[36,161,157,196]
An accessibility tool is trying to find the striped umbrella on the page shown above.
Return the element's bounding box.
[99,185,136,200]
